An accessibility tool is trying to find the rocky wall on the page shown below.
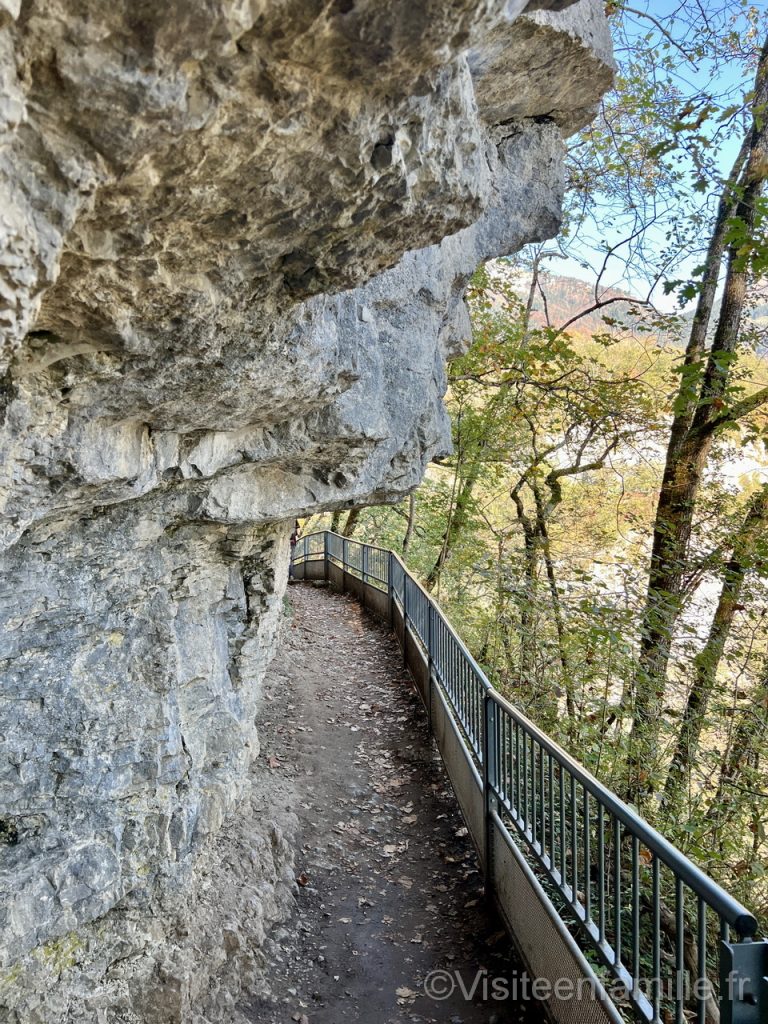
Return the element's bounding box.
[0,0,613,1019]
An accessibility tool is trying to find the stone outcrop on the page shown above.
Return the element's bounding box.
[0,1,613,1020]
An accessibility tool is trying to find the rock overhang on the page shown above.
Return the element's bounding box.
[0,2,614,1019]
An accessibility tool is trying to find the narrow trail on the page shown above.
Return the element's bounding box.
[243,584,533,1024]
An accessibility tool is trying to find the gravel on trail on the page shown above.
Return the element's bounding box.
[243,583,535,1024]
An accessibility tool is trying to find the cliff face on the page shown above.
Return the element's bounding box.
[0,1,613,1020]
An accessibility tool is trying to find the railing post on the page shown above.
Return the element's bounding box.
[720,937,768,1024]
[361,543,369,609]
[342,536,348,592]
[426,601,434,731]
[323,530,329,582]
[387,551,394,627]
[482,692,497,897]
[402,572,409,667]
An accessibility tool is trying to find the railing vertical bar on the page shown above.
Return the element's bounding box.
[652,854,661,1022]
[548,752,555,868]
[514,721,520,816]
[522,729,529,832]
[499,696,505,790]
[675,876,684,1024]
[447,632,452,707]
[502,708,508,804]
[474,670,479,751]
[632,835,640,995]
[451,636,456,711]
[697,898,706,1024]
[614,816,622,967]
[539,740,546,857]
[571,774,578,906]
[466,659,471,741]
[455,640,460,722]
[532,739,538,848]
[598,803,606,944]
[464,657,469,738]
[584,789,591,922]
[499,708,505,802]
[455,638,460,719]
[559,760,566,881]
[482,693,496,892]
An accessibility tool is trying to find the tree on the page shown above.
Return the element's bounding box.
[628,39,768,801]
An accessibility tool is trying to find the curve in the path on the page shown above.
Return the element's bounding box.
[243,584,535,1024]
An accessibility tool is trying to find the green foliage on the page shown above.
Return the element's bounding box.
[335,250,768,923]
[724,198,768,274]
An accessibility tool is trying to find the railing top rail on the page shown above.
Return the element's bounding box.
[389,548,492,693]
[486,686,757,935]
[294,527,759,937]
[300,529,393,558]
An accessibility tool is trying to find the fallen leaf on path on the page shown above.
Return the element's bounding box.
[396,987,418,1005]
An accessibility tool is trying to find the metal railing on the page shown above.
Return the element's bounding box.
[292,530,767,1024]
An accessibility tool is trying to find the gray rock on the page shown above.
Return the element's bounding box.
[0,0,613,1020]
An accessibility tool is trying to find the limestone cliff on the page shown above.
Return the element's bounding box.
[0,1,613,1020]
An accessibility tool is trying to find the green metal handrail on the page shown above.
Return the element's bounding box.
[292,530,767,1024]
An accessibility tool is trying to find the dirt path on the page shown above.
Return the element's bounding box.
[243,584,533,1024]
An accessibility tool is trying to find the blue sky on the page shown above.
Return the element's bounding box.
[550,0,766,311]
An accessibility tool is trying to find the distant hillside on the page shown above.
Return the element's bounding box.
[492,265,653,336]
[490,265,768,354]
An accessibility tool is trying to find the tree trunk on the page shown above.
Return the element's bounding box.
[510,483,552,716]
[532,481,576,724]
[330,510,343,533]
[664,484,768,806]
[426,456,482,588]
[342,508,360,537]
[665,134,749,463]
[402,494,416,556]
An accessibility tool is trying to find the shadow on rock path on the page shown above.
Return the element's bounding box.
[243,584,534,1024]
